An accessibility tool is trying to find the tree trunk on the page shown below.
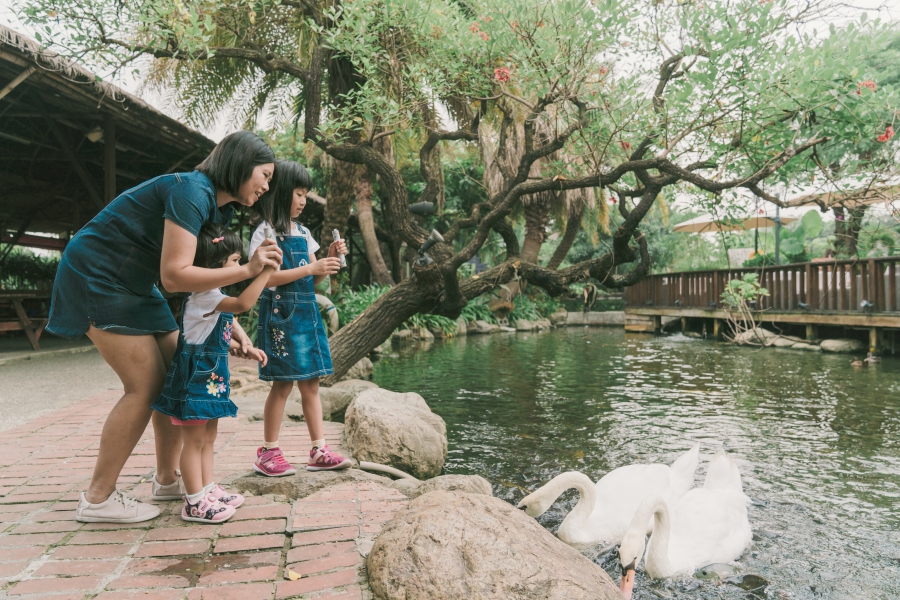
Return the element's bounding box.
[356,168,396,286]
[833,205,867,257]
[321,159,359,257]
[490,195,552,305]
[547,199,585,270]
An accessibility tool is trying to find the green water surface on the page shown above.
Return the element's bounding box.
[372,328,900,599]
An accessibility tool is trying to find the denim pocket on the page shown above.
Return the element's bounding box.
[115,246,160,296]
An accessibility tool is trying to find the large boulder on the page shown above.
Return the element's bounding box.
[455,318,467,336]
[549,310,568,326]
[339,356,374,381]
[344,389,447,479]
[820,338,867,353]
[229,467,391,500]
[472,320,495,334]
[732,327,778,345]
[392,474,493,499]
[320,379,378,419]
[535,318,552,329]
[367,491,621,600]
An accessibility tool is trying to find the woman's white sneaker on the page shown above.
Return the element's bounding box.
[76,490,160,523]
[151,475,185,500]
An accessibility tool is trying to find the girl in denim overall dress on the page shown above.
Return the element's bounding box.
[249,160,351,476]
[153,224,273,523]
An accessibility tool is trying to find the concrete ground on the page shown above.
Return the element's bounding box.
[0,338,120,432]
[0,390,407,599]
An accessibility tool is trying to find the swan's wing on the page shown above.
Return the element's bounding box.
[595,464,672,537]
[668,443,700,500]
[703,450,747,499]
[668,489,752,573]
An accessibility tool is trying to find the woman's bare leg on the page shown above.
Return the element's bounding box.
[151,331,181,486]
[84,327,174,504]
[296,378,324,443]
[263,381,293,444]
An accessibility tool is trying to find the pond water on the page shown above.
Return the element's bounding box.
[372,328,900,600]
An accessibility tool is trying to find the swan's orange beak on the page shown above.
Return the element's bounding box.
[619,561,636,599]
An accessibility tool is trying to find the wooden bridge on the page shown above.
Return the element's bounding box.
[623,257,900,352]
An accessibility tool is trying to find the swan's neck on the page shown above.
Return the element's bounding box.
[552,473,598,528]
[630,496,674,578]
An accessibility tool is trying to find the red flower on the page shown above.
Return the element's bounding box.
[877,125,895,143]
[469,23,479,33]
[494,67,511,83]
[619,140,631,151]
[857,80,877,95]
[599,66,608,75]
[479,31,489,42]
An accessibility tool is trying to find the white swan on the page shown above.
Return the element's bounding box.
[516,443,700,547]
[618,449,752,599]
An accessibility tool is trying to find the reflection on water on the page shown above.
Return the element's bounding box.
[373,329,900,599]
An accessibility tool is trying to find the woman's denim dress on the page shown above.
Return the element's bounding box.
[46,171,231,339]
[257,228,333,381]
[152,299,238,421]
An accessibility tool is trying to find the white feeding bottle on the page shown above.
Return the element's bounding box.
[332,229,347,268]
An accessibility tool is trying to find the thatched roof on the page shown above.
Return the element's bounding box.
[786,184,900,210]
[0,25,216,247]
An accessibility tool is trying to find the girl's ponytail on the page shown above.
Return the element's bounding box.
[256,160,313,235]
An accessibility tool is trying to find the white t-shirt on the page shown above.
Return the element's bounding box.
[248,222,321,291]
[183,289,228,344]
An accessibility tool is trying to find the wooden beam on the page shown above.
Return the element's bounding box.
[41,109,105,210]
[103,114,117,204]
[0,66,36,102]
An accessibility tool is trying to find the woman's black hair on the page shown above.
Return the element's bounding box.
[194,223,243,269]
[196,131,276,198]
[256,160,313,235]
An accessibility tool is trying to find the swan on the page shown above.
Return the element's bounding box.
[618,449,752,599]
[516,443,699,547]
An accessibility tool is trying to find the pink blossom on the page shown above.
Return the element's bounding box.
[469,23,479,33]
[857,80,877,95]
[877,125,895,143]
[479,31,489,41]
[494,67,511,83]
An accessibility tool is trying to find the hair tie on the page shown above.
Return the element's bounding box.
[212,236,225,244]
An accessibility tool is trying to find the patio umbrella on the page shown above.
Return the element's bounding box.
[741,213,797,229]
[671,215,743,233]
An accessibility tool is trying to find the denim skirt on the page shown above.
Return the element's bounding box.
[257,290,333,381]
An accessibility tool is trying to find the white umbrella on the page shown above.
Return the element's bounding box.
[672,212,795,233]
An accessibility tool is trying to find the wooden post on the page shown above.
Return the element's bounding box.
[806,324,817,342]
[103,114,117,204]
[869,327,878,353]
[681,317,688,334]
[653,315,661,334]
[713,318,721,340]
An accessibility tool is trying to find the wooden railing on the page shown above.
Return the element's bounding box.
[625,257,900,313]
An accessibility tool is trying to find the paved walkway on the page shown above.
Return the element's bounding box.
[0,391,409,599]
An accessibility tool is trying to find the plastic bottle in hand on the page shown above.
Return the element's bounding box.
[332,229,347,268]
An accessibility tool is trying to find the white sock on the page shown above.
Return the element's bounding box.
[202,482,216,494]
[263,440,279,450]
[185,489,205,503]
[311,439,325,450]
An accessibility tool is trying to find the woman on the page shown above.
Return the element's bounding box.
[47,131,282,523]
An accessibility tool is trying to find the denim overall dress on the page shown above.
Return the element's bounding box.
[152,299,238,421]
[257,228,333,381]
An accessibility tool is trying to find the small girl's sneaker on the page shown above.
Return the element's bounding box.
[253,447,298,477]
[307,444,352,471]
[181,494,235,523]
[208,484,244,508]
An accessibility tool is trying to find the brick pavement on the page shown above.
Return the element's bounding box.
[0,391,410,599]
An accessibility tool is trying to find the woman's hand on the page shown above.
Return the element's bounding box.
[327,239,348,259]
[309,257,342,276]
[248,239,282,276]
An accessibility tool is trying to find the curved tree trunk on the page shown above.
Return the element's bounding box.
[547,198,586,270]
[833,205,867,258]
[356,168,396,286]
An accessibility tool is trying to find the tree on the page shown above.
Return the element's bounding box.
[19,0,899,380]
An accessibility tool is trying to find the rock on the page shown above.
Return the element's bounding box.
[549,310,568,326]
[732,328,778,345]
[488,323,501,333]
[411,327,435,341]
[339,356,374,381]
[535,318,552,329]
[229,467,391,501]
[371,340,392,355]
[820,338,867,353]
[790,342,822,352]
[367,491,621,600]
[320,379,378,419]
[455,318,467,336]
[515,319,537,331]
[392,329,413,341]
[499,326,516,332]
[771,337,796,348]
[472,320,494,334]
[392,474,493,499]
[344,388,447,479]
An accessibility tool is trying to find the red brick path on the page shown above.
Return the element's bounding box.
[0,391,409,599]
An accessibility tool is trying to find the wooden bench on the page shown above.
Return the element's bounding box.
[0,292,51,350]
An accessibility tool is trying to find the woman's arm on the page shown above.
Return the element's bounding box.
[160,220,282,293]
[216,266,275,314]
